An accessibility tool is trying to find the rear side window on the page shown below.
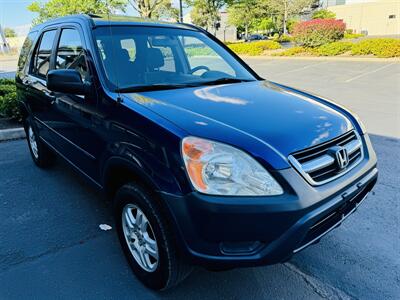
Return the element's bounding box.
[32,30,57,78]
[18,31,38,72]
[55,28,88,81]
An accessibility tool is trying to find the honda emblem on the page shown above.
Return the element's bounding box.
[335,147,349,170]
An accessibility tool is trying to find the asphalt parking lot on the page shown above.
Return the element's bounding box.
[245,58,400,139]
[0,58,399,299]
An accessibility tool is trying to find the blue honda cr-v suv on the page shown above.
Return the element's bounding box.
[16,14,378,290]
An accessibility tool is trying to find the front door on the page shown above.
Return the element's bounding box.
[49,25,105,181]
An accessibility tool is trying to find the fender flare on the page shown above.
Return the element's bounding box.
[101,155,161,195]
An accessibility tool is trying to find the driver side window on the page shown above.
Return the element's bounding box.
[56,28,89,82]
[180,36,235,76]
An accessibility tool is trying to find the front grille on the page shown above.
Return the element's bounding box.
[289,131,363,185]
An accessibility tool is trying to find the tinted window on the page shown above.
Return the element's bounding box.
[18,31,38,72]
[56,28,88,81]
[32,30,57,77]
[180,36,234,76]
[151,43,176,72]
[94,26,255,91]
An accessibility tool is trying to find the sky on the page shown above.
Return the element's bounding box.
[0,0,37,30]
[0,0,381,34]
[0,0,186,34]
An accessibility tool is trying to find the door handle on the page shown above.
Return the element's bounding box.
[44,90,55,97]
[22,78,31,87]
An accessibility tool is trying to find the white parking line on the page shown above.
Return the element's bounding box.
[274,61,329,76]
[345,63,395,83]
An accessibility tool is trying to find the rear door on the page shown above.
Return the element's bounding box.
[26,28,58,144]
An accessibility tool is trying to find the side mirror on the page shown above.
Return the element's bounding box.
[47,69,88,95]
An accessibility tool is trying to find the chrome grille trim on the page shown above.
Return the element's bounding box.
[288,131,364,186]
[302,154,335,173]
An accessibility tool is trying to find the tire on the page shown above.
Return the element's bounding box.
[25,116,55,168]
[114,183,192,290]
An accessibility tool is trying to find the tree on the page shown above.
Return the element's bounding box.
[312,9,336,20]
[227,0,260,38]
[128,0,176,19]
[4,28,17,38]
[28,0,127,25]
[257,18,275,33]
[263,0,316,34]
[188,0,225,32]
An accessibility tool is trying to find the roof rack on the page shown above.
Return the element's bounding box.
[87,13,102,18]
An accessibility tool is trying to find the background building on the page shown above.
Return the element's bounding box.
[214,12,238,42]
[325,0,400,35]
[183,11,237,42]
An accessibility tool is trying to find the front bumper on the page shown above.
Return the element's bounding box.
[160,135,378,269]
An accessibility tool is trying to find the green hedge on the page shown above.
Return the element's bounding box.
[0,79,20,120]
[271,34,292,43]
[343,32,364,39]
[351,38,400,58]
[316,41,353,56]
[228,41,281,56]
[273,38,400,57]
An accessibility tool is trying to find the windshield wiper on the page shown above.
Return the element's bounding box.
[116,83,195,93]
[116,78,254,93]
[200,77,254,86]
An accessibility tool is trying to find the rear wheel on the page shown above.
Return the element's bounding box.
[114,183,192,290]
[25,117,55,168]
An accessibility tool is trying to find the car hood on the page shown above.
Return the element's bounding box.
[123,81,352,167]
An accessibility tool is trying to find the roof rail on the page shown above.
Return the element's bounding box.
[87,13,102,18]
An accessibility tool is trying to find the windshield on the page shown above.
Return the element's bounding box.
[94,26,257,92]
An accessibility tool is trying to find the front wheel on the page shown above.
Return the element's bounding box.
[114,183,192,290]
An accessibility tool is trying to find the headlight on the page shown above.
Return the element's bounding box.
[181,136,283,196]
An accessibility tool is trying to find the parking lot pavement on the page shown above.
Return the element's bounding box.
[0,58,17,78]
[0,134,399,300]
[244,58,400,139]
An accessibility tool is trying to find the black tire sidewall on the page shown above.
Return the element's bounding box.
[25,116,54,168]
[114,184,173,290]
[25,117,41,164]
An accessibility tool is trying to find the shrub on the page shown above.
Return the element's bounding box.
[228,40,281,56]
[272,34,292,43]
[252,40,281,50]
[287,19,299,34]
[0,79,20,120]
[351,38,400,58]
[272,47,308,56]
[293,19,346,47]
[344,32,364,39]
[316,41,353,56]
[312,9,336,20]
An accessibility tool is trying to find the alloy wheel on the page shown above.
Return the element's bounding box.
[122,204,159,272]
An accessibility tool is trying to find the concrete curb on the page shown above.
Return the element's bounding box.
[0,127,25,142]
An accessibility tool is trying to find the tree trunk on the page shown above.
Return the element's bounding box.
[283,0,288,35]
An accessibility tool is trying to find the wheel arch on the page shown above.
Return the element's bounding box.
[102,156,160,200]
